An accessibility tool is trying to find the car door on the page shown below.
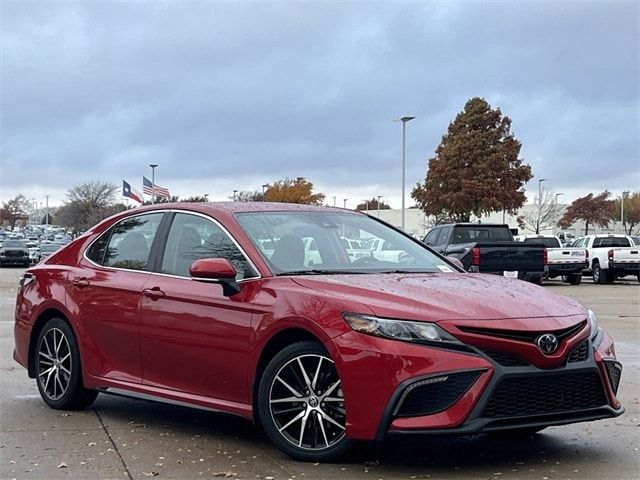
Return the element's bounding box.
[139,211,259,404]
[68,212,165,383]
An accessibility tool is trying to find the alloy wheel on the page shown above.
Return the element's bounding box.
[268,354,346,451]
[37,328,72,400]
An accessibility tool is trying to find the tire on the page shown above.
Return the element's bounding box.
[257,341,353,461]
[566,273,582,285]
[637,273,640,284]
[592,262,606,285]
[34,318,98,410]
[605,270,616,284]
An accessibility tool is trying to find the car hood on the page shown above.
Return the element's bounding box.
[292,272,585,322]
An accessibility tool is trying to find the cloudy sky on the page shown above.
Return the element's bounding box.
[1,1,638,208]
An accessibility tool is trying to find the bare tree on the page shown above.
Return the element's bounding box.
[517,189,563,234]
[0,194,30,229]
[55,182,123,232]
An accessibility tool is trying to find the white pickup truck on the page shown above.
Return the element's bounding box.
[571,234,640,284]
[516,235,588,284]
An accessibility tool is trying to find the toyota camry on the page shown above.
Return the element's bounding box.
[13,202,623,461]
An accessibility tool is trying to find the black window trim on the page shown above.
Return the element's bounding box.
[83,209,261,282]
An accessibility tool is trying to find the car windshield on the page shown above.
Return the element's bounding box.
[3,240,26,248]
[235,211,457,275]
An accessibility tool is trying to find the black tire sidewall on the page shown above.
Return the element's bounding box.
[35,318,85,409]
[257,340,353,462]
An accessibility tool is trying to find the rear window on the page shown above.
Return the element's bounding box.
[593,237,631,248]
[451,226,512,244]
[523,237,561,248]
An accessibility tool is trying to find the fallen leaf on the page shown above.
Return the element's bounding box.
[142,472,159,477]
[57,462,68,468]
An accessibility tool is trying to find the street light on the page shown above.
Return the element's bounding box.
[377,195,383,218]
[399,116,416,231]
[233,190,238,202]
[536,178,546,233]
[343,198,348,209]
[555,192,563,203]
[621,190,630,233]
[262,184,269,202]
[149,164,158,205]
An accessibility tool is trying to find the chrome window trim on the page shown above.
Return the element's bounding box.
[82,208,262,282]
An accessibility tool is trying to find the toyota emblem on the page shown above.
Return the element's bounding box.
[536,333,559,355]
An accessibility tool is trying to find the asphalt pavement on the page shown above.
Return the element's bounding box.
[1,267,638,480]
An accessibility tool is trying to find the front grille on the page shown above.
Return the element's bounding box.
[395,370,482,417]
[460,321,586,344]
[604,360,622,395]
[483,371,607,418]
[568,340,589,363]
[480,349,529,367]
[5,250,26,257]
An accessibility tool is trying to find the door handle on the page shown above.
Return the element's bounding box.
[142,287,165,300]
[71,277,89,288]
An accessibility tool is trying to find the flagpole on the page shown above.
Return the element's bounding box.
[149,164,158,204]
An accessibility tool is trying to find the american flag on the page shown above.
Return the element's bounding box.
[143,176,171,198]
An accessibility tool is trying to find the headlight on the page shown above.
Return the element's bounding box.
[588,309,599,340]
[342,312,463,347]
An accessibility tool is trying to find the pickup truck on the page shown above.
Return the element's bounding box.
[423,223,546,282]
[571,234,640,284]
[516,235,587,284]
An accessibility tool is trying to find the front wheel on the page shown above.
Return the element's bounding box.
[258,341,353,461]
[35,318,98,410]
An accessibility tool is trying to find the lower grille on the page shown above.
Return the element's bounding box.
[395,370,482,417]
[480,349,529,367]
[604,360,622,395]
[483,371,607,418]
[568,340,589,363]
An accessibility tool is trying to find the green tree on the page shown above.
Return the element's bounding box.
[412,97,532,221]
[356,197,391,211]
[558,191,616,235]
[0,194,30,229]
[264,178,325,204]
[613,191,640,235]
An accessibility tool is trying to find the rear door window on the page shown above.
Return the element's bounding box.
[88,213,164,271]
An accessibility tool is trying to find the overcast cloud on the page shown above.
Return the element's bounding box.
[1,1,638,207]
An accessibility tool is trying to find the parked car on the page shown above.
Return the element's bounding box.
[572,234,640,283]
[516,235,587,285]
[0,239,30,267]
[38,243,62,260]
[14,203,623,461]
[423,223,547,282]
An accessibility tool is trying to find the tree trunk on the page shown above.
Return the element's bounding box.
[584,221,590,235]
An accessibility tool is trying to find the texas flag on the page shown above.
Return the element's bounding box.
[122,180,143,204]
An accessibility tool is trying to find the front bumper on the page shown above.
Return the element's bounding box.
[329,329,623,440]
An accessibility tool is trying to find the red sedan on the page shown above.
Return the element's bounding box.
[13,203,623,461]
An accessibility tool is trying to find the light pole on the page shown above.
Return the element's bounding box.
[262,184,268,202]
[45,195,49,226]
[233,190,238,202]
[343,198,347,209]
[621,190,630,233]
[332,196,336,207]
[377,195,383,218]
[400,116,416,232]
[536,178,546,233]
[149,164,158,205]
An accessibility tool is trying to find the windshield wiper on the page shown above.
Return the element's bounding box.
[277,269,368,276]
[377,269,438,274]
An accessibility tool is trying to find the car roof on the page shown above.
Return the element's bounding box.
[125,202,361,215]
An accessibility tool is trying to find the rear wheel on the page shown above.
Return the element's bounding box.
[563,273,582,285]
[592,262,606,284]
[258,341,353,461]
[35,318,98,410]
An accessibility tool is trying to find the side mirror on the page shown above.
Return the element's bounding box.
[190,258,241,296]
[446,256,465,270]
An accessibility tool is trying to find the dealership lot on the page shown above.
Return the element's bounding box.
[1,267,638,480]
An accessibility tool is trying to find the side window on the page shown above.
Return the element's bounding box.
[424,229,439,245]
[161,213,256,280]
[101,213,163,270]
[436,227,451,245]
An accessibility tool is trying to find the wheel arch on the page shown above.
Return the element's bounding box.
[251,327,324,426]
[28,308,75,378]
